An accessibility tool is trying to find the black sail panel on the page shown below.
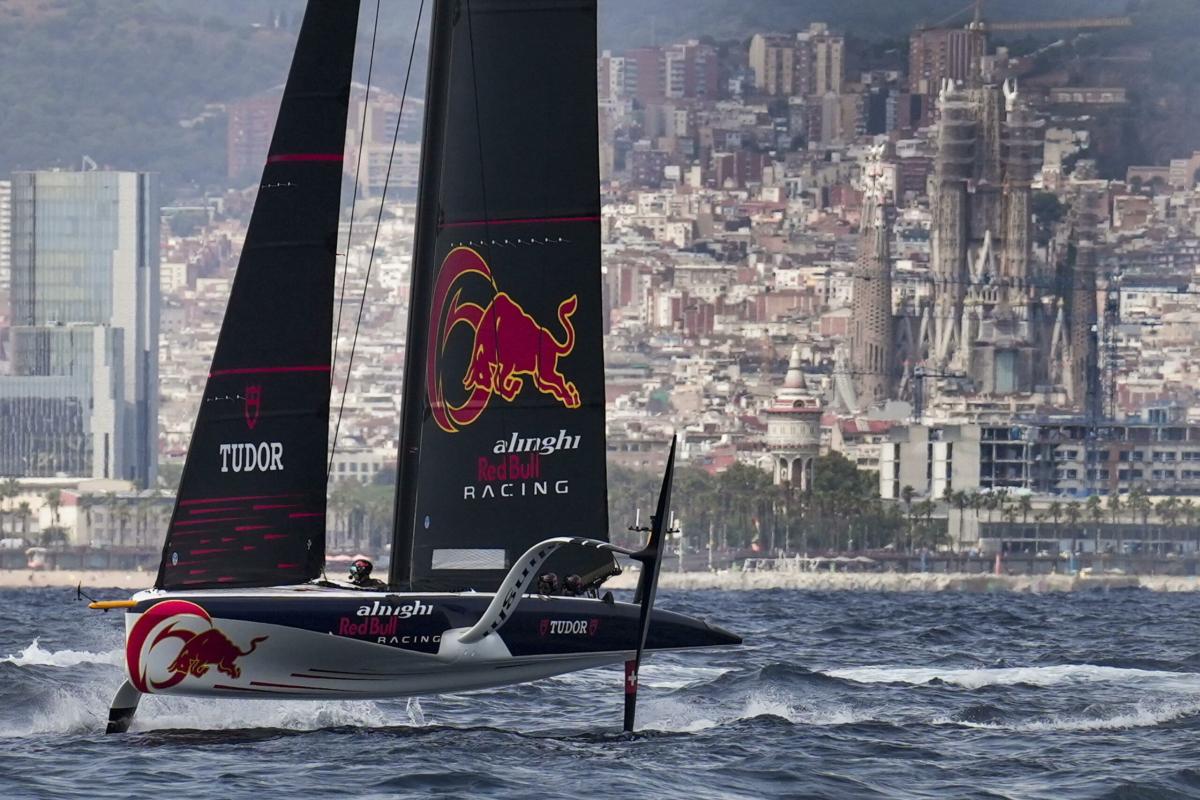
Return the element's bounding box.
[156,0,360,590]
[393,0,612,590]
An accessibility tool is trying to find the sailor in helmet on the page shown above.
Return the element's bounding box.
[348,558,386,590]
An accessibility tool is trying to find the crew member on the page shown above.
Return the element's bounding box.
[348,558,386,589]
[536,572,560,595]
[562,574,583,596]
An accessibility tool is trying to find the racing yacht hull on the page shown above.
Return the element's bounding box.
[122,587,739,699]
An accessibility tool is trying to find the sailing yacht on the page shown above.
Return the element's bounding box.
[96,0,739,734]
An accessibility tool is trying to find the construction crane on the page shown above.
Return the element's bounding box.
[924,0,1133,35]
[1101,269,1122,423]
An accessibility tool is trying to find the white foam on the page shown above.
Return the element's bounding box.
[551,662,729,691]
[827,664,1200,690]
[129,695,397,732]
[946,699,1200,732]
[1,638,122,668]
[639,689,873,733]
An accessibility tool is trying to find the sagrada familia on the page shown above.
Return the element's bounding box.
[839,78,1097,413]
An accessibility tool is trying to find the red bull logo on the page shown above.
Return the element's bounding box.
[125,600,267,692]
[244,385,262,430]
[428,247,580,434]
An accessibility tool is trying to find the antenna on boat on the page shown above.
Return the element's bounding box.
[623,434,677,734]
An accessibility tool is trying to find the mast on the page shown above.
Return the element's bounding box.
[156,0,360,590]
[392,0,454,590]
[390,0,613,591]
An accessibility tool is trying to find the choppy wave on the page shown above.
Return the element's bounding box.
[948,699,1200,732]
[826,664,1200,690]
[1,639,121,668]
[640,689,876,733]
[7,588,1200,799]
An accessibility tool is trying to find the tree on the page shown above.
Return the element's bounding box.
[44,490,62,528]
[1064,502,1082,554]
[901,485,916,551]
[1048,500,1063,530]
[1086,494,1104,552]
[1018,494,1033,527]
[1156,496,1180,555]
[1128,485,1152,552]
[950,490,971,552]
[16,503,31,540]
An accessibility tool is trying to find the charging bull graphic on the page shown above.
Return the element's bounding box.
[428,246,580,433]
[126,599,267,692]
[167,629,267,680]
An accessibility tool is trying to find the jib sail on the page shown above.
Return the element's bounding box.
[392,0,614,590]
[156,0,360,590]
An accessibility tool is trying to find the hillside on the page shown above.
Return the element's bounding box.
[0,0,422,195]
[1,0,1197,197]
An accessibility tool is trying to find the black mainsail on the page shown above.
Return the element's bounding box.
[156,1,360,590]
[392,0,613,590]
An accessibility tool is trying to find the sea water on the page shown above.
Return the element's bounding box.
[4,586,1200,799]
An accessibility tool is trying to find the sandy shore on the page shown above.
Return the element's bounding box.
[0,569,155,591]
[605,570,1200,593]
[6,568,1200,593]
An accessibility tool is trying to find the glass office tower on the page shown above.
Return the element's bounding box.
[8,171,159,485]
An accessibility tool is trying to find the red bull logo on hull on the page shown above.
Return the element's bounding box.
[125,600,267,692]
[428,247,581,434]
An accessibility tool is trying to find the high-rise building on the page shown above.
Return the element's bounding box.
[226,88,282,181]
[0,325,125,479]
[749,34,796,97]
[663,40,719,101]
[909,27,985,122]
[9,170,159,485]
[803,23,844,96]
[0,180,10,292]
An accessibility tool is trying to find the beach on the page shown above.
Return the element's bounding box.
[8,567,1200,593]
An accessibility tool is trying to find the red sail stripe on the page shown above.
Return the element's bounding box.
[188,507,242,515]
[252,503,301,510]
[266,153,344,163]
[288,512,325,519]
[191,548,231,555]
[263,534,288,540]
[173,517,258,527]
[235,525,271,531]
[439,214,600,229]
[208,365,330,378]
[180,494,297,507]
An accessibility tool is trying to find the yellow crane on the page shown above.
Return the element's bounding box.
[925,0,1133,35]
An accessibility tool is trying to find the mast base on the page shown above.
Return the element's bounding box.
[105,680,141,734]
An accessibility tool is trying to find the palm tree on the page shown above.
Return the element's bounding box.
[1107,492,1124,554]
[1157,497,1181,555]
[116,503,132,548]
[0,477,19,535]
[15,502,31,542]
[1086,494,1104,553]
[1064,502,1082,555]
[44,489,62,528]
[1048,500,1063,544]
[1018,494,1033,529]
[1182,499,1199,554]
[951,490,971,552]
[1128,485,1152,553]
[901,485,915,552]
[78,495,99,546]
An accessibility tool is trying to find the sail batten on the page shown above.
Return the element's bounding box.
[392,0,612,591]
[156,0,360,591]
